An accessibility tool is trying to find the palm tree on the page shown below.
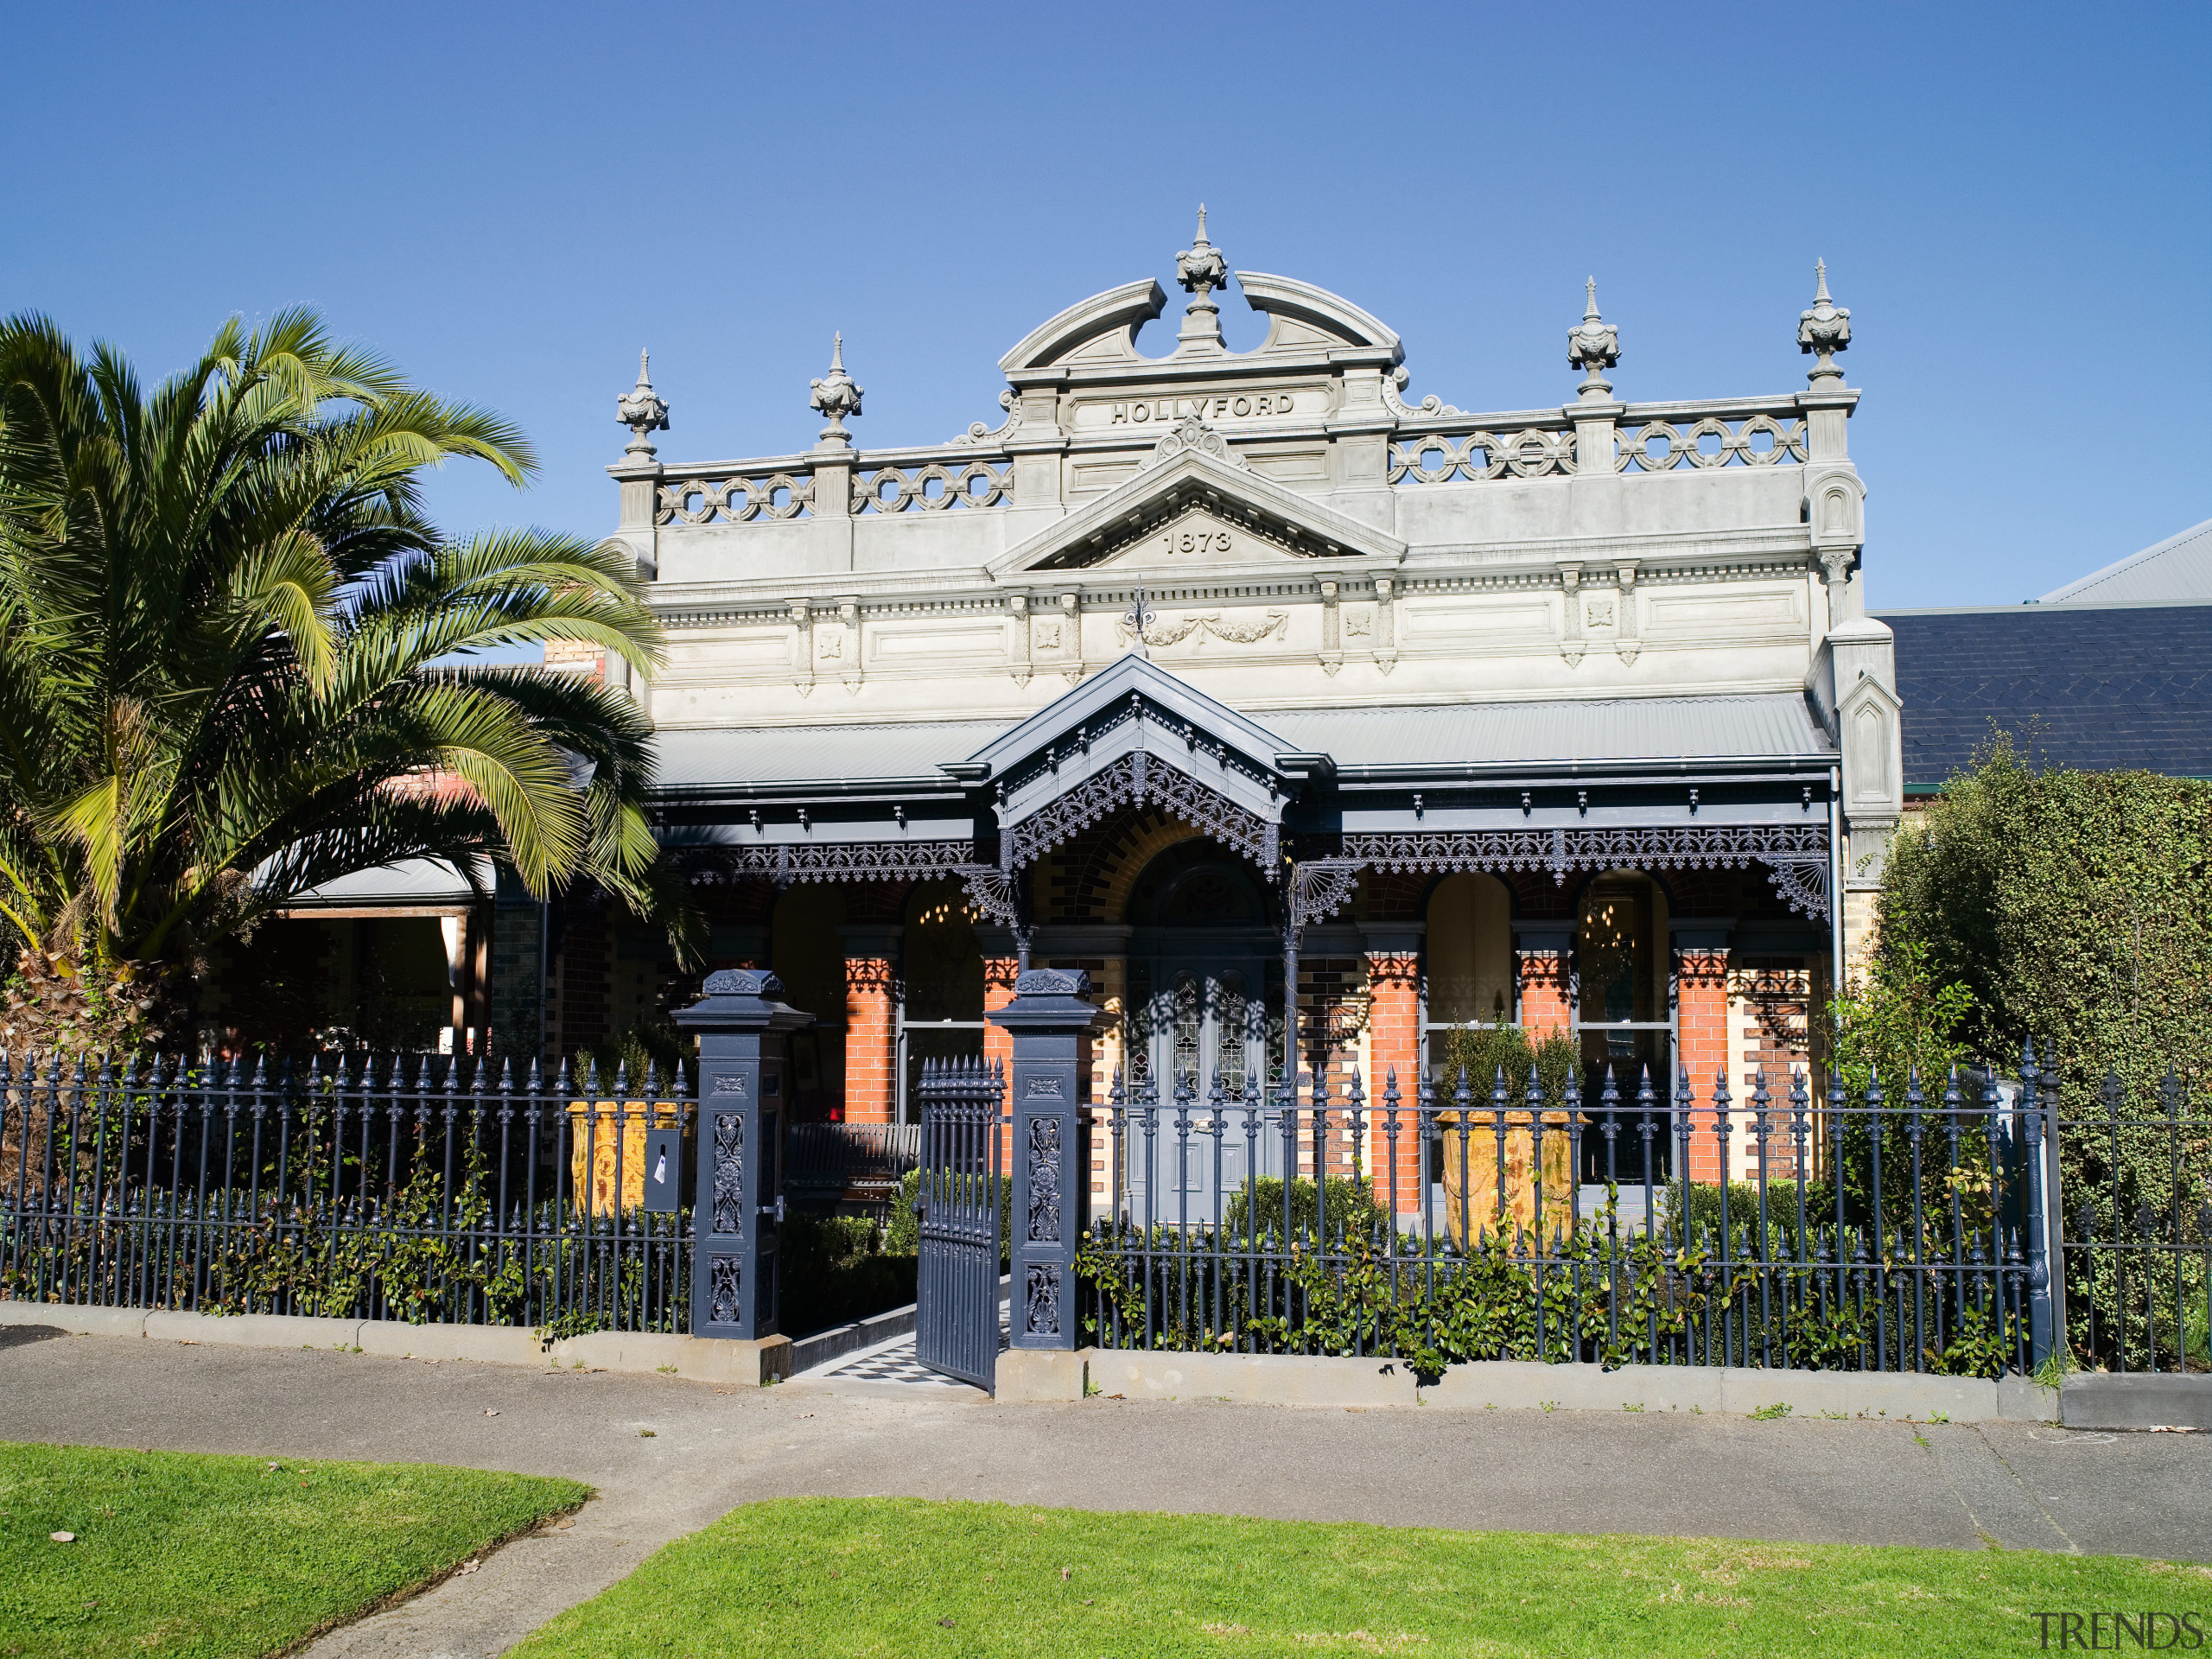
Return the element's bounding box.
[0,308,679,1051]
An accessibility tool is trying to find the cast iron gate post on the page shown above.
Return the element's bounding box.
[991,968,1099,1351]
[674,969,815,1339]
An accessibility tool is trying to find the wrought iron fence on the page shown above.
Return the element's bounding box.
[0,1051,694,1337]
[2056,1069,2212,1376]
[1079,1053,2205,1378]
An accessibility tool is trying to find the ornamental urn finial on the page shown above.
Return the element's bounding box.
[1798,259,1851,385]
[1174,204,1229,352]
[616,348,670,460]
[808,332,864,446]
[1566,277,1620,401]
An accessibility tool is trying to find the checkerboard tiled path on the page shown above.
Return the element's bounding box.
[794,1299,1009,1389]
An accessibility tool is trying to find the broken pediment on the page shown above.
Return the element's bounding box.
[997,270,1401,375]
[988,440,1406,578]
[998,279,1167,374]
[1235,272,1401,357]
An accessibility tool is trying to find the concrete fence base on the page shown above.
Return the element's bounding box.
[998,1346,2063,1421]
[2061,1373,2212,1432]
[0,1300,791,1386]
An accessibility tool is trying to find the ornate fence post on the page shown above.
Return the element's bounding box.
[989,968,1099,1351]
[673,970,815,1340]
[2020,1040,2060,1372]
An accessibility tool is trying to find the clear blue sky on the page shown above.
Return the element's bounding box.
[4,2,2205,608]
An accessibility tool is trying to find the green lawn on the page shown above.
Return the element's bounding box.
[510,1497,2211,1659]
[0,1441,587,1658]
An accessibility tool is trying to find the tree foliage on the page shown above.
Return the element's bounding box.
[1875,737,2212,1370]
[1878,734,2212,1100]
[0,309,689,1050]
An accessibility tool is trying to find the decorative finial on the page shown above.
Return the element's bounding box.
[1798,259,1851,385]
[1566,276,1620,401]
[808,332,864,445]
[1174,205,1228,352]
[615,349,670,460]
[1122,583,1158,658]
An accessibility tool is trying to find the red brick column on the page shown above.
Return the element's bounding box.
[1512,922,1575,1043]
[979,945,1020,1175]
[839,924,901,1126]
[1672,924,1733,1185]
[1363,948,1422,1213]
[981,949,1020,1087]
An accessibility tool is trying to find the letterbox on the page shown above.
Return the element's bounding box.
[641,1125,683,1214]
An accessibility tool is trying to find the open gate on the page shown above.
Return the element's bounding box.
[913,1058,1007,1391]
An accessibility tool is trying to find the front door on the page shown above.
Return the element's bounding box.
[1128,960,1279,1224]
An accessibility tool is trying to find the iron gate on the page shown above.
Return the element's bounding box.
[913,1058,1008,1389]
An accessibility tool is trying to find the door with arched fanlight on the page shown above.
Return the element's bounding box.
[1127,960,1277,1225]
[1120,843,1285,1224]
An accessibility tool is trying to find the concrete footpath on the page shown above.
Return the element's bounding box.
[3,1325,2207,1659]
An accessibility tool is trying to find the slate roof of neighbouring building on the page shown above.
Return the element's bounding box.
[1878,603,2212,790]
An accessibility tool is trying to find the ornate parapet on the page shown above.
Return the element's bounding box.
[657,465,817,526]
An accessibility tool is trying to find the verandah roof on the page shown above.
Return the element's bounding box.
[650,692,1835,794]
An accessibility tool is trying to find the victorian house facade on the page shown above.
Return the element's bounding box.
[541,220,1896,1205]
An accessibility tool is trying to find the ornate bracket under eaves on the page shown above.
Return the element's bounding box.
[1288,857,1363,935]
[1340,823,1833,922]
[955,864,1035,969]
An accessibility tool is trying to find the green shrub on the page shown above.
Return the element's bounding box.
[1223,1175,1385,1244]
[778,1212,916,1338]
[883,1167,1010,1265]
[1662,1179,1816,1255]
[1875,735,2212,1370]
[1436,1025,1579,1105]
[1077,1211,2024,1379]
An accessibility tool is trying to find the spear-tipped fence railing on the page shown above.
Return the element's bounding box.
[1077,1046,2209,1378]
[0,1052,694,1336]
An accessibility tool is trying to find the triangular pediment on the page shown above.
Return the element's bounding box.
[944,656,1330,874]
[987,441,1406,580]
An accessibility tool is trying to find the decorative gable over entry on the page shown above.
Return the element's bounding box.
[945,654,1320,874]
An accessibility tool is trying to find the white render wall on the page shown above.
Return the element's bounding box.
[614,257,1892,840]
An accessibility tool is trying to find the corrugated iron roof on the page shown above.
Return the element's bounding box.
[279,858,487,909]
[2039,518,2212,605]
[1265,695,1833,770]
[652,693,1833,790]
[655,721,1010,789]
